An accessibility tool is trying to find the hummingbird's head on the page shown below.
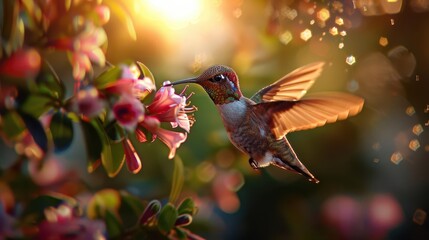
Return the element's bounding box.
[168,65,243,105]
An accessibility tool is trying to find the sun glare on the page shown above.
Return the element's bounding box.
[135,0,203,29]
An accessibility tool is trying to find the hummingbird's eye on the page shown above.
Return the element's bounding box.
[211,74,226,82]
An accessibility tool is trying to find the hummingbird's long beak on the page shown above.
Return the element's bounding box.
[165,77,198,86]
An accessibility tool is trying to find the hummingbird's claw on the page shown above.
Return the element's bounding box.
[249,158,259,169]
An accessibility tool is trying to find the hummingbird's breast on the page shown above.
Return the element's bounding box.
[216,97,272,157]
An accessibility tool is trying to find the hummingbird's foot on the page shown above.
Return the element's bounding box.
[248,158,259,169]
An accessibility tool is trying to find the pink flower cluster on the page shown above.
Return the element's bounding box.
[72,65,196,174]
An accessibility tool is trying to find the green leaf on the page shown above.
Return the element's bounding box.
[105,209,123,238]
[94,66,122,89]
[80,119,103,173]
[0,111,26,140]
[177,198,196,215]
[19,111,48,153]
[19,94,52,118]
[49,111,73,152]
[175,227,187,240]
[87,189,121,219]
[158,203,178,234]
[94,119,125,177]
[118,191,144,227]
[106,122,124,142]
[35,63,66,101]
[136,62,155,83]
[104,0,137,41]
[169,156,184,204]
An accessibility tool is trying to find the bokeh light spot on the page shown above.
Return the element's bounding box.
[408,139,420,151]
[413,208,427,225]
[346,55,356,65]
[379,37,389,46]
[300,29,312,41]
[317,8,330,21]
[412,124,423,135]
[329,27,339,36]
[405,106,416,116]
[279,31,293,45]
[390,151,403,165]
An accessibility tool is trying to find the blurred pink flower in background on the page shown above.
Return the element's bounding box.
[113,95,145,131]
[0,48,41,79]
[36,205,106,240]
[368,194,403,239]
[52,24,107,81]
[322,193,403,239]
[73,87,105,118]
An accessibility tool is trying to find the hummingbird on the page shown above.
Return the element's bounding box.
[166,62,364,183]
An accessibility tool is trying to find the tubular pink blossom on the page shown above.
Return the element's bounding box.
[156,128,187,159]
[139,116,187,159]
[122,138,142,174]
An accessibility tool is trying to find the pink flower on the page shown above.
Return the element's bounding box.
[147,84,195,132]
[137,116,187,159]
[52,24,106,81]
[73,87,105,118]
[94,5,110,26]
[37,205,106,240]
[0,48,41,78]
[122,138,142,174]
[105,65,155,99]
[113,95,144,131]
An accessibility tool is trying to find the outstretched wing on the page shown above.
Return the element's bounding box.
[256,92,364,139]
[250,62,325,103]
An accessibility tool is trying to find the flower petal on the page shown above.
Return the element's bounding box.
[122,138,142,174]
[156,128,187,159]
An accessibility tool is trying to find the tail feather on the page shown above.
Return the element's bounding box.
[271,137,320,183]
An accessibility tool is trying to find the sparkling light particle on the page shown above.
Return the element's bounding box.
[390,152,403,165]
[409,139,420,151]
[283,8,298,20]
[379,37,389,46]
[317,8,330,21]
[413,209,427,225]
[279,31,293,45]
[340,30,347,36]
[391,18,395,25]
[339,42,344,49]
[412,124,424,136]
[310,19,315,25]
[373,158,380,163]
[335,17,344,25]
[424,104,429,113]
[346,55,356,65]
[329,27,339,35]
[406,106,416,116]
[300,29,312,41]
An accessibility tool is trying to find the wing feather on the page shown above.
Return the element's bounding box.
[250,62,325,103]
[259,92,364,139]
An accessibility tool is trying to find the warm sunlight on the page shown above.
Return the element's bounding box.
[135,0,203,29]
